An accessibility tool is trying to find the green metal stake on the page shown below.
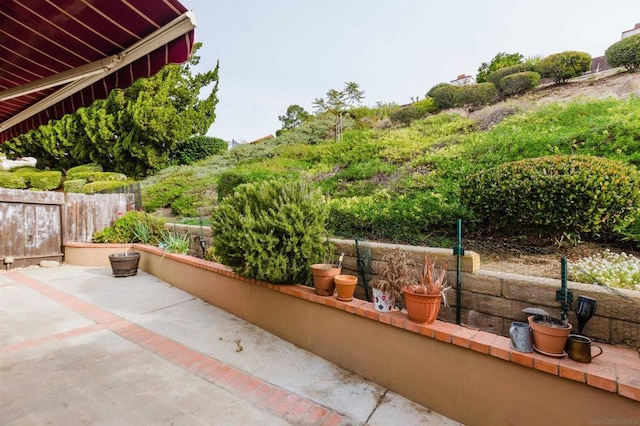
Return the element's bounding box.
[453,219,465,325]
[556,256,573,324]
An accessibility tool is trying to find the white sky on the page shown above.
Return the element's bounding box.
[180,0,639,142]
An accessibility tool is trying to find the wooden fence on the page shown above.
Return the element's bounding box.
[0,188,134,268]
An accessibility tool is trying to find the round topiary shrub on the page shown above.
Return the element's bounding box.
[66,163,103,179]
[430,84,462,110]
[499,71,541,96]
[486,63,533,89]
[458,82,497,108]
[211,179,333,285]
[537,51,592,84]
[63,179,87,193]
[460,155,640,239]
[605,33,640,72]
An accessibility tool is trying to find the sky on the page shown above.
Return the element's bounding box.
[180,0,639,143]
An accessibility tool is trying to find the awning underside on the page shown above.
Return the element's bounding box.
[0,0,195,143]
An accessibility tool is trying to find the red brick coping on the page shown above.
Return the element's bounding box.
[67,242,640,403]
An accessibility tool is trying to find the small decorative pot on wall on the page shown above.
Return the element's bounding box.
[528,315,572,356]
[403,290,442,324]
[372,287,395,312]
[108,252,141,277]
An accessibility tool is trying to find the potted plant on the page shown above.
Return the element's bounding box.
[403,254,450,324]
[311,263,342,296]
[370,249,413,312]
[334,274,358,301]
[108,252,141,277]
[524,308,572,356]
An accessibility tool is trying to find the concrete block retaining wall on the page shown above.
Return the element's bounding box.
[164,228,640,347]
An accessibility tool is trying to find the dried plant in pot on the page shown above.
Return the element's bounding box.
[524,308,572,357]
[403,254,450,323]
[370,249,415,312]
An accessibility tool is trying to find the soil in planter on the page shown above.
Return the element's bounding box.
[532,315,570,329]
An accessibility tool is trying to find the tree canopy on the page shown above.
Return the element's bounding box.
[476,52,524,83]
[1,43,219,179]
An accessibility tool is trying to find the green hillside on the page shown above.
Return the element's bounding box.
[142,93,640,248]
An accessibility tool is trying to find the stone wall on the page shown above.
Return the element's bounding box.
[173,227,640,347]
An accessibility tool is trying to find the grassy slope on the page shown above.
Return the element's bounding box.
[142,81,640,246]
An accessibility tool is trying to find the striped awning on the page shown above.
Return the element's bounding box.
[0,0,195,143]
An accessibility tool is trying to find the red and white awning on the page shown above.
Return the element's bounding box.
[0,0,196,143]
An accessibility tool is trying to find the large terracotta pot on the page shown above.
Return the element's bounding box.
[334,275,358,301]
[310,264,341,296]
[108,252,141,277]
[528,315,572,356]
[403,290,442,323]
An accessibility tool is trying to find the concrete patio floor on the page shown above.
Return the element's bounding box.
[0,265,461,425]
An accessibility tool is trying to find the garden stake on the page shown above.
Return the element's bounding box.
[198,216,206,257]
[453,219,465,325]
[556,257,573,324]
[355,239,370,301]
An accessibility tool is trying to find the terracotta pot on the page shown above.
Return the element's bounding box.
[310,264,341,296]
[334,275,358,301]
[403,290,442,323]
[528,315,572,355]
[372,287,396,312]
[108,252,141,277]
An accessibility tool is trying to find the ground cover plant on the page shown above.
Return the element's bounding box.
[140,93,640,251]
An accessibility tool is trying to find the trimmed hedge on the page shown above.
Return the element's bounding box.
[458,82,497,108]
[0,172,26,189]
[430,85,462,109]
[71,171,127,182]
[28,171,62,190]
[537,51,592,84]
[486,63,533,89]
[461,155,640,239]
[211,179,333,285]
[500,71,541,96]
[66,163,102,178]
[605,33,640,72]
[170,136,228,165]
[82,181,130,194]
[11,166,40,175]
[63,179,87,193]
[390,98,438,125]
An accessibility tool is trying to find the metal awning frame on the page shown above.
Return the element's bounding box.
[0,11,196,134]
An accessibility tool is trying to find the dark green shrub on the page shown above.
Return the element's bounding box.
[458,83,497,108]
[430,85,462,109]
[28,171,62,190]
[66,163,102,178]
[211,179,332,284]
[63,179,87,193]
[0,172,26,189]
[169,136,228,165]
[426,82,451,98]
[390,99,437,126]
[93,210,165,243]
[217,169,284,201]
[461,155,640,239]
[71,171,127,182]
[486,63,534,88]
[82,181,130,193]
[499,71,541,96]
[605,34,640,72]
[537,51,592,84]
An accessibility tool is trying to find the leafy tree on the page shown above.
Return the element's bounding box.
[1,43,219,178]
[311,82,365,114]
[476,52,524,83]
[278,104,310,130]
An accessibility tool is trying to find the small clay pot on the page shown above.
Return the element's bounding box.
[311,264,341,296]
[334,274,358,301]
